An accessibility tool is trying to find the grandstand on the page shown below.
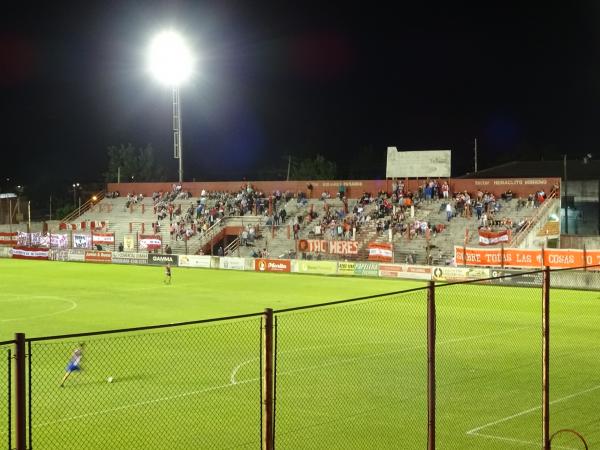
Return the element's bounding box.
[15,176,560,265]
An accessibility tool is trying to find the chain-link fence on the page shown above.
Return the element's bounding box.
[0,344,11,450]
[28,317,262,450]
[2,268,599,449]
[436,275,543,449]
[546,267,600,449]
[274,289,428,449]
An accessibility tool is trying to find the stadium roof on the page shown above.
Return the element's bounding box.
[458,160,600,181]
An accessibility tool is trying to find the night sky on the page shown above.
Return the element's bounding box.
[2,2,600,199]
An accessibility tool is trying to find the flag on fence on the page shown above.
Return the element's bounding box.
[478,229,510,246]
[139,235,162,250]
[0,232,17,245]
[73,234,92,249]
[368,242,393,262]
[92,232,114,245]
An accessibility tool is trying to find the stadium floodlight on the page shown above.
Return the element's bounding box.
[147,30,195,183]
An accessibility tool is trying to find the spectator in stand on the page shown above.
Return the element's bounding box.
[446,202,453,222]
[441,181,449,199]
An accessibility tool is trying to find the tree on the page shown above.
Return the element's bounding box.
[104,144,164,182]
[290,154,337,180]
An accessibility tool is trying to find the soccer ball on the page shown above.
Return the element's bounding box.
[107,376,114,383]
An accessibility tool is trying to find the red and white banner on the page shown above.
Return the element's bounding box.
[298,239,358,255]
[368,242,393,262]
[478,229,510,245]
[0,232,17,245]
[92,232,115,245]
[139,234,162,250]
[255,258,291,273]
[11,247,49,260]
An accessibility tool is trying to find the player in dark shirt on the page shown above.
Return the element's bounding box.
[164,263,172,284]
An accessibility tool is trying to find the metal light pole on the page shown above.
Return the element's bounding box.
[148,30,194,184]
[173,86,183,183]
[72,182,80,209]
[563,155,568,234]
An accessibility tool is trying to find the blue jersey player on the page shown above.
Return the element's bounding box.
[60,343,84,387]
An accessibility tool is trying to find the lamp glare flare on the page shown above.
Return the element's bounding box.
[148,31,194,86]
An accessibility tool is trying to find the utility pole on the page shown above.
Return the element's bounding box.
[286,155,292,181]
[474,138,478,173]
[563,155,568,234]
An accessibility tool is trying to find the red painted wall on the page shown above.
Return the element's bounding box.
[107,177,560,200]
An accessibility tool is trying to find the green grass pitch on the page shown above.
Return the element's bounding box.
[0,259,599,449]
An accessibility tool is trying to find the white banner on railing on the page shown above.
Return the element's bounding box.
[73,234,92,249]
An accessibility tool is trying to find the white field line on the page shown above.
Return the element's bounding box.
[8,324,529,432]
[0,296,78,322]
[468,432,577,450]
[229,340,404,385]
[231,325,531,384]
[466,383,600,448]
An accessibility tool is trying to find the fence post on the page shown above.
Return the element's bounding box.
[15,333,26,450]
[542,266,550,450]
[7,348,12,449]
[427,282,436,450]
[262,308,275,450]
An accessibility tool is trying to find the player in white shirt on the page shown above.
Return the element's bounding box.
[60,343,84,387]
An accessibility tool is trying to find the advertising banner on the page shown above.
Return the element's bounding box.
[11,247,49,260]
[296,260,338,275]
[139,235,162,251]
[84,250,112,263]
[354,262,379,277]
[92,232,115,245]
[368,242,393,262]
[178,254,212,268]
[67,250,85,262]
[379,264,432,280]
[148,254,179,266]
[488,269,543,287]
[478,229,510,245]
[65,250,84,262]
[337,261,356,276]
[255,259,291,273]
[73,234,92,249]
[49,249,68,261]
[432,266,490,282]
[112,251,148,265]
[219,257,246,270]
[298,239,359,255]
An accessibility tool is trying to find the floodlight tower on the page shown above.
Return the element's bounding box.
[148,30,194,183]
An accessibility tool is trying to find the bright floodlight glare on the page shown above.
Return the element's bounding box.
[148,31,194,86]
